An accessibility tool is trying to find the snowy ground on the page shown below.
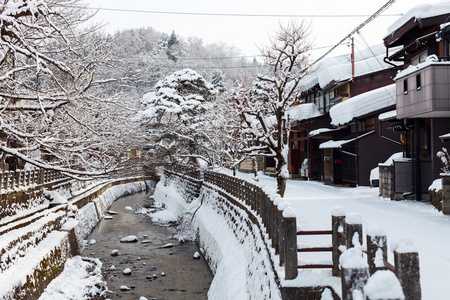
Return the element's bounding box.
[35,172,449,299]
[222,169,450,300]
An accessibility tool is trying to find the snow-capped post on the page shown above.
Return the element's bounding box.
[278,201,290,265]
[364,270,405,300]
[332,206,346,276]
[366,225,388,275]
[273,197,286,256]
[340,248,369,300]
[394,239,422,300]
[345,213,363,249]
[282,207,298,280]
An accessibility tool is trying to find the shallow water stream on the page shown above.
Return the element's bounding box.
[81,192,213,299]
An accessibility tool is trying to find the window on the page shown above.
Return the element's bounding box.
[403,79,408,94]
[416,74,421,90]
[411,50,428,65]
[366,118,375,131]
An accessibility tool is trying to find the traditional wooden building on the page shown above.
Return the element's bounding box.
[383,3,450,200]
[291,44,402,185]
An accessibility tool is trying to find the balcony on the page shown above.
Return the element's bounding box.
[395,62,450,119]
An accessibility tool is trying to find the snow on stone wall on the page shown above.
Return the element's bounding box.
[72,181,147,251]
[153,175,282,300]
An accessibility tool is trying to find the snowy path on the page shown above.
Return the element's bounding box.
[222,170,450,299]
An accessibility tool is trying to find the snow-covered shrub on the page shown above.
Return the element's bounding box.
[437,147,450,174]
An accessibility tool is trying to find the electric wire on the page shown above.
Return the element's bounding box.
[61,5,403,18]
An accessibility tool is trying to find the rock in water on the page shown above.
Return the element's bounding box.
[120,285,130,291]
[111,249,119,256]
[123,268,132,275]
[162,243,174,248]
[121,235,138,243]
[193,251,201,259]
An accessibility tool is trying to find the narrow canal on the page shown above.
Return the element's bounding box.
[81,191,213,299]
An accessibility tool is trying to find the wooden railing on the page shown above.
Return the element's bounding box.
[299,207,422,300]
[163,167,422,299]
[0,169,66,191]
[202,171,299,280]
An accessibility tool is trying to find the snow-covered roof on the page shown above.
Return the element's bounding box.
[439,132,450,140]
[386,2,450,38]
[378,110,397,121]
[330,84,396,126]
[301,44,400,92]
[288,103,322,122]
[319,130,374,149]
[309,127,340,137]
[394,54,450,80]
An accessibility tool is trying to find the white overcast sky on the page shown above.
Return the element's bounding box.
[86,0,446,59]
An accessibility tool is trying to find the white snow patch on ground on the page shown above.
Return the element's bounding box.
[39,256,106,300]
[218,168,450,299]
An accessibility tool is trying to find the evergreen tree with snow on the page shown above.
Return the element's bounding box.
[139,69,217,166]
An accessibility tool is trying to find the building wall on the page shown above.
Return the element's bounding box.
[356,116,404,186]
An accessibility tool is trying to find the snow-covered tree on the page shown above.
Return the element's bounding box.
[210,70,226,93]
[138,68,216,167]
[0,0,140,177]
[233,20,313,196]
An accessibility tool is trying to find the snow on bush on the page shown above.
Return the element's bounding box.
[437,147,450,174]
[429,178,442,192]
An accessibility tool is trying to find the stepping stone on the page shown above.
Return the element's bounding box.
[123,268,132,275]
[121,235,138,243]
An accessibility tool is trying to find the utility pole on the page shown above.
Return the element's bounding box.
[310,0,397,68]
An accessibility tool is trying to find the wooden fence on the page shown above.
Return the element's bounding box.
[164,167,421,299]
[0,169,65,191]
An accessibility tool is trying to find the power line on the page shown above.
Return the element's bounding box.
[128,45,336,61]
[64,5,403,18]
[309,0,397,68]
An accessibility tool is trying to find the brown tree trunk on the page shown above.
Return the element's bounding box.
[276,175,286,197]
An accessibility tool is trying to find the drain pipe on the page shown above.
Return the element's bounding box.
[414,119,421,201]
[402,118,415,199]
[383,46,400,68]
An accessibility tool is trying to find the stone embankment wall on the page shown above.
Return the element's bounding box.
[158,170,282,299]
[0,176,150,299]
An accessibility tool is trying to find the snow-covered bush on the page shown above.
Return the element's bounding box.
[437,147,450,173]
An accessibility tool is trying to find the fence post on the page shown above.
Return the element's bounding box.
[332,206,346,277]
[346,213,363,249]
[273,198,282,255]
[340,248,369,300]
[394,249,421,300]
[4,171,9,190]
[366,226,388,275]
[278,201,290,265]
[282,208,298,280]
[38,169,44,185]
